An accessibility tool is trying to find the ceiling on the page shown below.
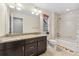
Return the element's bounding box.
[32,3,79,14]
[8,3,79,14]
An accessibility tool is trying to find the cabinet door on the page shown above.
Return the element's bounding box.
[24,42,37,56]
[0,50,4,56]
[15,46,24,56]
[0,44,5,56]
[5,46,24,56]
[37,37,47,55]
[5,41,24,56]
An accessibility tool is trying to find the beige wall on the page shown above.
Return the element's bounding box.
[0,4,9,36]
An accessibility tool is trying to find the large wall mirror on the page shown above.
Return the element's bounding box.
[5,3,41,36]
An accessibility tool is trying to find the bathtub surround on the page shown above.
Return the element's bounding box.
[41,42,79,56]
[57,10,79,40]
[41,38,79,56]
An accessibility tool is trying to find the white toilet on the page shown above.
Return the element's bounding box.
[47,39,57,50]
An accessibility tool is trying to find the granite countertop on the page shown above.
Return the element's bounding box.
[0,34,47,44]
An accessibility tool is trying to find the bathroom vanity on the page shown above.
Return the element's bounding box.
[0,34,47,56]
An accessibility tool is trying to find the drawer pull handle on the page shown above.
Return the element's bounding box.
[30,53,34,56]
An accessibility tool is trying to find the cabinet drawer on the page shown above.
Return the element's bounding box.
[37,36,47,41]
[5,46,24,56]
[24,42,37,56]
[25,38,37,44]
[5,40,24,48]
[25,42,37,51]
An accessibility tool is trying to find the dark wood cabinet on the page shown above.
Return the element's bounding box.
[37,37,47,55]
[24,36,47,56]
[0,36,47,56]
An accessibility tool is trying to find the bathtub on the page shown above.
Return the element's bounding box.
[47,38,79,52]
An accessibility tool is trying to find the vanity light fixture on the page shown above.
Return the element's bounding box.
[9,5,15,8]
[16,7,21,11]
[32,8,42,15]
[8,3,23,11]
[16,3,22,7]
